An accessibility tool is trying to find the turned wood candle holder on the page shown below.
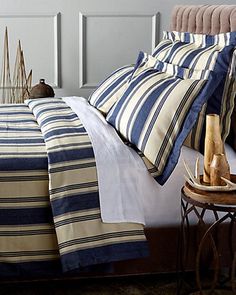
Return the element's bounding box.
[203,114,224,184]
[210,153,231,186]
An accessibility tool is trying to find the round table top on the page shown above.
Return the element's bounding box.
[182,174,236,206]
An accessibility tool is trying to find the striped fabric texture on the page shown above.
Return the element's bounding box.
[153,31,236,70]
[134,52,212,80]
[107,52,222,184]
[0,100,149,277]
[152,38,173,61]
[89,65,134,114]
[0,104,60,273]
[152,31,236,152]
[26,98,148,273]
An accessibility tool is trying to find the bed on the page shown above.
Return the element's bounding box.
[0,4,235,280]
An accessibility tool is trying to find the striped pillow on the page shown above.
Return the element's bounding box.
[153,31,236,152]
[88,65,134,114]
[134,52,212,80]
[152,38,173,60]
[154,31,236,71]
[185,52,236,152]
[107,53,223,184]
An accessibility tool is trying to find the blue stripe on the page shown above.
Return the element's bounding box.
[131,51,148,79]
[40,113,78,126]
[141,80,181,151]
[0,208,53,225]
[90,65,133,100]
[130,76,177,144]
[152,40,172,57]
[0,127,40,132]
[190,47,215,70]
[164,42,186,63]
[51,192,99,216]
[0,260,62,278]
[0,157,47,171]
[0,104,25,108]
[229,32,236,44]
[48,147,94,164]
[205,35,215,46]
[184,32,190,43]
[44,127,86,139]
[0,119,36,123]
[34,106,71,119]
[180,47,212,68]
[27,99,64,108]
[60,241,149,272]
[0,138,44,144]
[0,111,32,115]
[95,70,133,107]
[107,70,153,126]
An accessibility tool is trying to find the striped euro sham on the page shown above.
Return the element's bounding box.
[107,53,223,184]
[154,31,236,71]
[152,31,236,152]
[185,52,236,152]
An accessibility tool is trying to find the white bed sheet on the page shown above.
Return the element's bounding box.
[64,96,236,228]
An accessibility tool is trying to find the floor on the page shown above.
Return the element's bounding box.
[0,273,234,295]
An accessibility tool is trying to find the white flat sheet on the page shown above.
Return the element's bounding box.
[63,96,146,224]
[63,96,236,227]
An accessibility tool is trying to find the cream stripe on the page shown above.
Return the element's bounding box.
[0,234,58,252]
[51,166,97,189]
[0,180,48,197]
[0,224,54,231]
[54,208,100,222]
[0,254,59,263]
[60,234,146,255]
[55,217,142,245]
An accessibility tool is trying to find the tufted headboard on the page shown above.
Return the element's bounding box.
[171,5,236,34]
[170,5,236,150]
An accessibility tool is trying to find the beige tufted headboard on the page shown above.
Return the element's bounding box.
[171,5,236,34]
[171,5,236,150]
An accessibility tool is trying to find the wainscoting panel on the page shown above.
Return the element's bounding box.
[79,12,160,89]
[0,14,61,87]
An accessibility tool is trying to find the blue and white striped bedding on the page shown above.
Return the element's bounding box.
[153,31,236,152]
[0,99,148,278]
[106,52,222,184]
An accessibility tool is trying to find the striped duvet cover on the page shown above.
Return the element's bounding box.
[0,98,148,278]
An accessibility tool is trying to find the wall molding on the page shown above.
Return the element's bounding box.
[0,13,61,88]
[79,12,160,89]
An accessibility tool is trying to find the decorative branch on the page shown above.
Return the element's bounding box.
[0,27,32,103]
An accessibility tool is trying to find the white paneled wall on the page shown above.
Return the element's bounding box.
[0,0,234,98]
[0,14,60,87]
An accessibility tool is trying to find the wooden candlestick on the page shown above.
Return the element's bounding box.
[203,114,224,183]
[210,153,231,186]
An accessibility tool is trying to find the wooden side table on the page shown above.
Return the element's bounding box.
[179,183,236,294]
